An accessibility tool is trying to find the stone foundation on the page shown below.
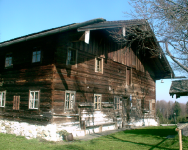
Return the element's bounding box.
[0,120,62,141]
[0,118,158,141]
[0,119,117,141]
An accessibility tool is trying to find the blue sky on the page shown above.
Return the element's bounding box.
[0,0,187,103]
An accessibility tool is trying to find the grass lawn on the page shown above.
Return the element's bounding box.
[0,126,188,150]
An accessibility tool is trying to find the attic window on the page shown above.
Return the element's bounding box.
[95,57,103,73]
[5,53,12,68]
[32,50,41,63]
[66,48,77,66]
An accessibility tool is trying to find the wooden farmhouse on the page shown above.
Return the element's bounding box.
[0,18,174,141]
[170,80,188,99]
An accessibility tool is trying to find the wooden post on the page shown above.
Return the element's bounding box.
[179,130,182,150]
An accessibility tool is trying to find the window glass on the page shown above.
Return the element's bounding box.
[67,49,76,65]
[0,91,6,107]
[94,94,102,110]
[29,90,39,109]
[5,56,12,67]
[95,57,103,73]
[65,91,75,110]
[32,51,41,63]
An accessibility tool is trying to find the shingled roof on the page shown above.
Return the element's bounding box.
[169,80,188,98]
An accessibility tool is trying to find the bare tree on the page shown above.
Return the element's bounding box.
[125,0,188,75]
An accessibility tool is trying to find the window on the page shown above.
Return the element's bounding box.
[29,90,40,109]
[0,91,6,107]
[32,51,41,63]
[13,96,20,110]
[94,94,102,110]
[149,99,155,111]
[65,91,76,110]
[66,48,77,65]
[126,68,132,86]
[5,54,12,67]
[95,57,103,73]
[114,96,120,110]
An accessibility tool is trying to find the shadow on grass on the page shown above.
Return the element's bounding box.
[123,127,177,137]
[52,144,85,150]
[104,134,178,150]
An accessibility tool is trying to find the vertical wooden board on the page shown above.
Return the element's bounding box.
[95,38,99,56]
[127,49,129,66]
[130,49,132,66]
[110,42,113,60]
[137,57,139,71]
[118,49,121,63]
[124,49,127,65]
[110,43,113,60]
[117,48,119,62]
[93,38,96,55]
[89,37,93,54]
[121,49,124,64]
[13,96,15,110]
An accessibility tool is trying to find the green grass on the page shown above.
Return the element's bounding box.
[0,126,188,150]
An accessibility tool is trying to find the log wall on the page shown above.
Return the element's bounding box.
[52,29,156,124]
[0,29,156,126]
[0,37,56,124]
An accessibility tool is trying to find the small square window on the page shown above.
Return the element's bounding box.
[114,96,120,110]
[94,94,102,110]
[32,51,41,63]
[66,48,77,65]
[95,57,103,73]
[65,91,76,110]
[29,90,40,109]
[0,91,6,107]
[5,54,12,67]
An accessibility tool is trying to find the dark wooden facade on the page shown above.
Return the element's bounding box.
[0,19,173,127]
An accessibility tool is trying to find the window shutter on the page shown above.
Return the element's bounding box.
[13,96,20,110]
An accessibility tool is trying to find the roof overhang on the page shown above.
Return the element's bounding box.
[0,18,106,48]
[169,80,188,98]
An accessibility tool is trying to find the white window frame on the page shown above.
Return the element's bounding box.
[94,94,102,110]
[66,48,77,66]
[29,90,40,109]
[114,96,120,110]
[65,91,76,110]
[0,91,6,107]
[95,57,103,73]
[5,54,12,68]
[32,50,41,63]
